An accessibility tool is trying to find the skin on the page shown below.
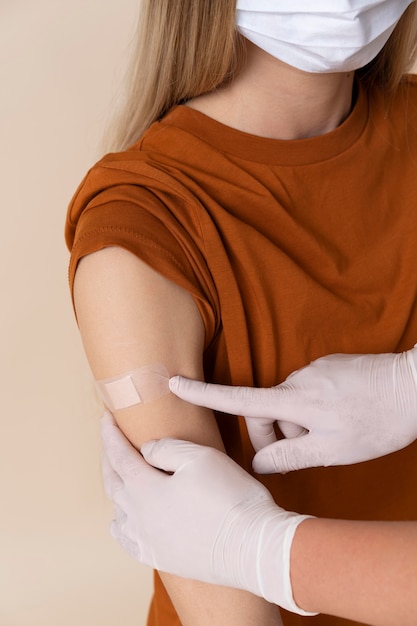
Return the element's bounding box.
[292,517,417,625]
[74,39,363,626]
[188,41,355,140]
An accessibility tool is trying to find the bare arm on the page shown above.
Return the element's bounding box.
[292,518,417,625]
[74,246,282,626]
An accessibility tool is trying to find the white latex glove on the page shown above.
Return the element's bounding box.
[169,348,417,474]
[100,413,316,616]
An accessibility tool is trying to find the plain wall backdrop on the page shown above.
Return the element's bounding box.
[1,2,153,624]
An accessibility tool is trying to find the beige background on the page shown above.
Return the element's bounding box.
[1,1,153,625]
[3,3,417,626]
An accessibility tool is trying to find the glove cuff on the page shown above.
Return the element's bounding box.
[259,512,318,616]
[212,497,318,615]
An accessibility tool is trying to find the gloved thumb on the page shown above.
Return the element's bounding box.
[252,435,323,474]
[141,438,207,474]
[100,412,152,481]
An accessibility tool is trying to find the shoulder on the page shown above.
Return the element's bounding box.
[65,132,202,253]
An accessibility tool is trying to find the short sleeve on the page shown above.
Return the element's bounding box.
[65,161,220,349]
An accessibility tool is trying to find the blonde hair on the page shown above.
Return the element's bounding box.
[358,2,417,89]
[106,0,243,151]
[107,1,417,152]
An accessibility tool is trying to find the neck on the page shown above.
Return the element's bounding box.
[187,41,355,141]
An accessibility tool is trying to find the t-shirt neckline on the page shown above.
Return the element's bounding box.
[162,80,369,167]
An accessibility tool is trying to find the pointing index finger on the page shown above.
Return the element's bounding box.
[169,376,277,418]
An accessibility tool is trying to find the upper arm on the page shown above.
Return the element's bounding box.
[73,245,224,451]
[73,245,283,626]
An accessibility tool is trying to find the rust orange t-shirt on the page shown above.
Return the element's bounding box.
[66,76,417,626]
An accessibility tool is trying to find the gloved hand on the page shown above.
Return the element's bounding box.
[100,413,315,616]
[169,348,417,474]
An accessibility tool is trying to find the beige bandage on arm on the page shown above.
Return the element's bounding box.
[95,363,170,411]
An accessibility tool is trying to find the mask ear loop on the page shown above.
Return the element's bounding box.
[95,363,170,411]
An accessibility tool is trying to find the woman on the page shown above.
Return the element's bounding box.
[65,2,417,625]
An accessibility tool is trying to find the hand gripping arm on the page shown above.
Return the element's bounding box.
[101,413,316,617]
[102,416,417,625]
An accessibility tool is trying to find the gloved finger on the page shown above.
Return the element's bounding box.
[245,417,307,451]
[169,376,283,419]
[110,509,126,542]
[252,435,324,474]
[101,448,123,500]
[110,518,142,562]
[245,416,277,451]
[110,503,127,530]
[278,420,308,439]
[100,414,153,481]
[110,504,140,543]
[141,438,211,473]
[101,409,116,426]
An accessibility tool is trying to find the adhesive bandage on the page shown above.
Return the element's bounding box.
[95,363,170,411]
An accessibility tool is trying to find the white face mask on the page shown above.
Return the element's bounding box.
[236,0,415,73]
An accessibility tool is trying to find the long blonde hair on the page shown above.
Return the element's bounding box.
[106,0,242,151]
[107,1,417,152]
[358,2,417,89]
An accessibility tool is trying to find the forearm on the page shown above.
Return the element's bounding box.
[162,576,282,626]
[291,518,417,625]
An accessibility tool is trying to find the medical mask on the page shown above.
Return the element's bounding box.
[236,0,415,73]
